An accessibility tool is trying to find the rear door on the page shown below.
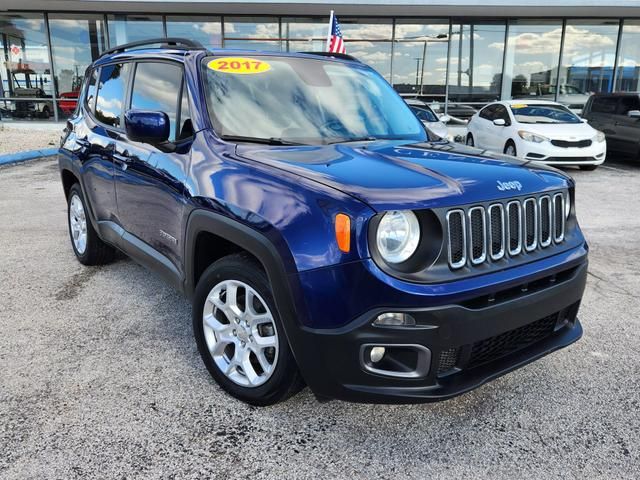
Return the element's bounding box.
[80,63,133,228]
[114,60,193,282]
[613,95,640,155]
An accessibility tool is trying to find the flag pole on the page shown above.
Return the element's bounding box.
[326,10,334,52]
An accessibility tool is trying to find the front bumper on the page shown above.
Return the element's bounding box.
[292,257,587,403]
[523,141,606,166]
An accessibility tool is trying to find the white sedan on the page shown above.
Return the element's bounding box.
[465,100,607,170]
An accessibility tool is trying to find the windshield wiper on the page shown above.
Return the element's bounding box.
[220,135,306,146]
[326,136,379,144]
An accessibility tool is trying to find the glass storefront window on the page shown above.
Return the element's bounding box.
[283,17,327,52]
[503,20,563,100]
[223,17,281,51]
[166,16,222,49]
[448,21,506,115]
[558,19,620,109]
[0,13,54,120]
[393,19,449,104]
[615,21,640,92]
[48,14,107,118]
[107,14,164,46]
[338,18,392,80]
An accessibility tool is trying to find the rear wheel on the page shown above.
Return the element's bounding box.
[67,184,115,265]
[466,133,475,146]
[504,141,517,157]
[579,164,598,171]
[193,253,303,405]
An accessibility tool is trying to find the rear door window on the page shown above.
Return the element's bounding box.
[130,62,183,142]
[95,63,132,128]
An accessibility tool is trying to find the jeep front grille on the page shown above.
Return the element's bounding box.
[446,192,567,269]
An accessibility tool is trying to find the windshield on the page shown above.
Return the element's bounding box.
[410,106,438,123]
[203,55,427,145]
[510,104,581,124]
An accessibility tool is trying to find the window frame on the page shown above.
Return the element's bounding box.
[82,66,100,117]
[127,59,186,143]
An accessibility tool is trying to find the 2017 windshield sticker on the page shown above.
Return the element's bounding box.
[207,57,271,74]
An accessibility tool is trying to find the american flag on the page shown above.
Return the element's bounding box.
[326,11,346,54]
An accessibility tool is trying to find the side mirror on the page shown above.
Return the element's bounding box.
[581,118,588,123]
[439,114,451,123]
[628,110,640,118]
[493,118,506,126]
[125,110,170,144]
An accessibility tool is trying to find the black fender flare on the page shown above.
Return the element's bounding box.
[183,208,308,339]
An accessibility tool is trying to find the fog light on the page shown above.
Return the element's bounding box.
[370,346,386,363]
[374,312,416,327]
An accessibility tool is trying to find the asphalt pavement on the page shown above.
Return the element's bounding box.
[0,156,638,479]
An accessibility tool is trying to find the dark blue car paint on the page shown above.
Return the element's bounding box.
[59,47,587,402]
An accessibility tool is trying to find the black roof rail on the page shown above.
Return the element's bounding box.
[100,37,205,58]
[298,51,361,63]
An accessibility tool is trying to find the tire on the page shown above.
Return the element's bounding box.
[579,164,598,171]
[67,183,115,265]
[504,141,517,157]
[193,253,304,406]
[466,133,475,146]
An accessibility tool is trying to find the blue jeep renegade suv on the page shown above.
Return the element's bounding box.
[58,38,587,405]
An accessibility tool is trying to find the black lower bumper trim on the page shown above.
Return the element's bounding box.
[293,260,588,403]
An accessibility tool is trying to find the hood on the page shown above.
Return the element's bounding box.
[236,140,571,212]
[515,121,596,140]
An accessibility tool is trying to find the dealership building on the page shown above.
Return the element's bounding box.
[1,0,640,121]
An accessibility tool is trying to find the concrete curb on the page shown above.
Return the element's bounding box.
[0,148,58,166]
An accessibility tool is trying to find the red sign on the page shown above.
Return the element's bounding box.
[10,45,21,56]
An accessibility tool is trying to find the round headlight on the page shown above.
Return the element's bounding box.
[376,210,420,264]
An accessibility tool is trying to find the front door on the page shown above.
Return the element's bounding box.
[614,95,640,155]
[114,60,193,279]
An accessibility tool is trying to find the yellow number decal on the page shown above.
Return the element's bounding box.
[511,104,528,109]
[207,57,271,74]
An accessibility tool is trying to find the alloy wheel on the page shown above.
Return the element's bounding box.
[202,279,279,387]
[69,194,87,254]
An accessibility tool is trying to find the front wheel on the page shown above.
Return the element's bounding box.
[504,141,517,157]
[193,253,303,405]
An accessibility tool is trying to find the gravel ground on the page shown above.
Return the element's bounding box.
[1,157,639,479]
[0,125,61,155]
